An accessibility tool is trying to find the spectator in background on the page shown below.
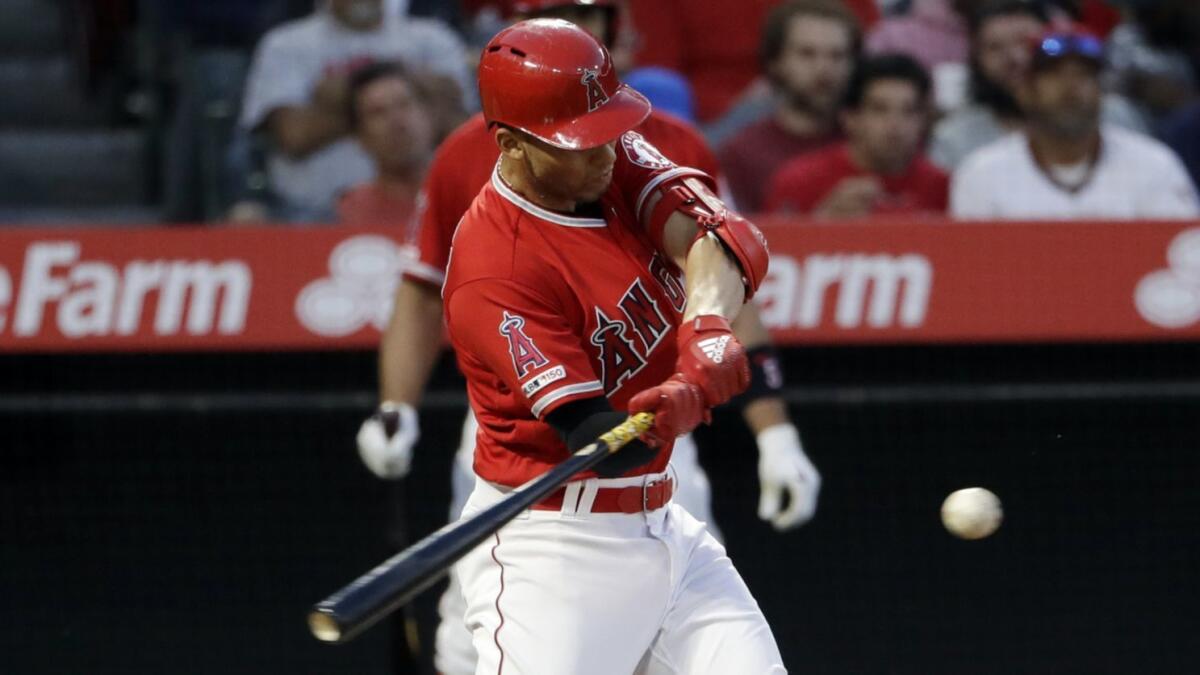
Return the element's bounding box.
[1105,0,1200,122]
[337,62,436,226]
[952,29,1200,219]
[1159,101,1200,194]
[866,0,979,99]
[717,0,859,212]
[239,0,470,222]
[930,0,1146,170]
[766,54,948,218]
[626,0,878,124]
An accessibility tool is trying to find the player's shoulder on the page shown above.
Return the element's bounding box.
[435,114,492,159]
[445,177,559,290]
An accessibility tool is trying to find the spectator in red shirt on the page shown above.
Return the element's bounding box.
[766,54,949,218]
[716,0,860,212]
[338,62,437,226]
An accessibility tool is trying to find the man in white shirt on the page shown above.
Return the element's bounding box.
[951,28,1200,220]
[239,0,470,220]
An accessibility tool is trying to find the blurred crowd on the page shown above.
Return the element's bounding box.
[62,0,1200,224]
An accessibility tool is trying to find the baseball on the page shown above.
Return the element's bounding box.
[940,487,1003,540]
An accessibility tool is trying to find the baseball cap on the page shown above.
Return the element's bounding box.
[1031,28,1104,71]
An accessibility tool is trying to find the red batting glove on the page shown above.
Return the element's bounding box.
[627,374,706,447]
[675,315,750,406]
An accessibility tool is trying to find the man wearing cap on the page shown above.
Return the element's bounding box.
[951,28,1199,219]
[440,18,785,674]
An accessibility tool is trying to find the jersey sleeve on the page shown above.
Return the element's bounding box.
[445,279,604,419]
[612,131,717,228]
[403,149,471,287]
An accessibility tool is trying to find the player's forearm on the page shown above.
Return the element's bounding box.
[730,302,770,349]
[268,106,349,159]
[682,234,745,321]
[379,280,445,405]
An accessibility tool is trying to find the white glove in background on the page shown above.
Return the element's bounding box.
[756,423,821,530]
[356,401,419,479]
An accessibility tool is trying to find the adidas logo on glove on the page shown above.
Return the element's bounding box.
[698,335,730,363]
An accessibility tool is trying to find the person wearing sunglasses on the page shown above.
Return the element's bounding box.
[930,0,1146,171]
[950,27,1199,219]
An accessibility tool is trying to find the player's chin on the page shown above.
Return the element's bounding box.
[579,170,614,201]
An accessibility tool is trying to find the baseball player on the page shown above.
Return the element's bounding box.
[355,3,816,673]
[443,19,784,672]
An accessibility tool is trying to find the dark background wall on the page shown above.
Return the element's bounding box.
[3,344,1199,674]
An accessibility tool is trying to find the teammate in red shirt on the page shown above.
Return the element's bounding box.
[767,54,949,218]
[446,19,784,672]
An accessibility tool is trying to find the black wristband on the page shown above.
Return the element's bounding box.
[729,344,785,410]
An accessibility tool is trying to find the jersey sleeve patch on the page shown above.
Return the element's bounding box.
[521,365,567,398]
[621,131,675,170]
[499,311,550,378]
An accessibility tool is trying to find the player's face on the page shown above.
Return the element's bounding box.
[844,79,926,174]
[355,76,435,172]
[1022,59,1102,140]
[976,14,1044,95]
[522,136,618,205]
[771,15,855,116]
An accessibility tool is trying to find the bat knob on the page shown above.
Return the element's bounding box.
[308,610,344,643]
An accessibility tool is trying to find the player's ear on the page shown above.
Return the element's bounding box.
[495,127,525,160]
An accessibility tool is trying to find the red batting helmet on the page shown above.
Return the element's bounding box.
[478,18,650,150]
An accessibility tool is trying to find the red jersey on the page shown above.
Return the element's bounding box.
[402,109,720,288]
[765,143,949,216]
[443,132,713,486]
[337,181,419,227]
[716,117,840,214]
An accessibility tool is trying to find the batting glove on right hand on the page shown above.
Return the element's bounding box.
[627,374,707,447]
[756,424,821,530]
[356,402,419,479]
[675,315,750,407]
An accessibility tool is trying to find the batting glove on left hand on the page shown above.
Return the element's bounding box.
[756,424,821,530]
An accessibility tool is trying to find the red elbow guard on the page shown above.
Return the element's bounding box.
[645,177,770,299]
[694,210,769,299]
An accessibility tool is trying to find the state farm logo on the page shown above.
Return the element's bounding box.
[0,241,250,338]
[1135,228,1200,329]
[295,235,413,337]
[756,253,932,329]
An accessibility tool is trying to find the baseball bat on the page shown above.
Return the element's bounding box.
[307,412,656,644]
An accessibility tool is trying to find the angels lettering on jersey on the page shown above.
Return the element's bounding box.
[503,254,686,397]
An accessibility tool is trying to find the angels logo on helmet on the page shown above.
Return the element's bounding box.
[581,68,610,112]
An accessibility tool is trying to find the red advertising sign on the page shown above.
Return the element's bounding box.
[0,220,1196,353]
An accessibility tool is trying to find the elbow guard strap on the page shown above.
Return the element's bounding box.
[646,177,770,299]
